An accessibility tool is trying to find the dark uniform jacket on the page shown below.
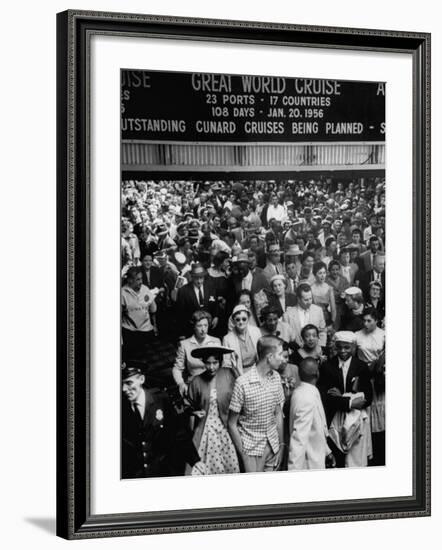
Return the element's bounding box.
[122,387,199,478]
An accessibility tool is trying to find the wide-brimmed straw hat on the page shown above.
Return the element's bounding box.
[191,346,234,359]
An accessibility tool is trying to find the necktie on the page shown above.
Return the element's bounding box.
[275,264,280,274]
[198,287,204,306]
[340,361,348,390]
[133,402,142,423]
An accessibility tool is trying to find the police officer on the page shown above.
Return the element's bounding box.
[121,363,201,478]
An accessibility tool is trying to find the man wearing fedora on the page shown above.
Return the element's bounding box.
[175,263,219,338]
[121,363,201,478]
[284,244,303,291]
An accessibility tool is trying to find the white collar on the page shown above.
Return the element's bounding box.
[338,357,351,369]
[243,271,253,284]
[133,388,145,411]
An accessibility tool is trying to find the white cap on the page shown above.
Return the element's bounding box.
[270,274,286,286]
[231,304,250,318]
[345,286,362,297]
[334,331,356,344]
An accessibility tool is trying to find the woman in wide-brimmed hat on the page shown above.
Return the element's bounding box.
[187,345,240,476]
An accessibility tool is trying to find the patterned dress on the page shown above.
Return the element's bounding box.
[196,388,240,475]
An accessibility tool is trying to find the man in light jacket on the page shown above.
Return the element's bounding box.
[282,284,327,347]
[288,357,335,470]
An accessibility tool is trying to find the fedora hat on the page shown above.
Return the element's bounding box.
[190,263,207,277]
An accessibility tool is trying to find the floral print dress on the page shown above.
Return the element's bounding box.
[196,388,240,475]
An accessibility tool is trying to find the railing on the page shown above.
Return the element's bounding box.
[121,141,385,171]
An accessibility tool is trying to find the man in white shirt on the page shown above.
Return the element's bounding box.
[122,267,157,360]
[266,195,287,224]
[288,358,335,470]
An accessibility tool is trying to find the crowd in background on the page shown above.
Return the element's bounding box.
[121,176,386,478]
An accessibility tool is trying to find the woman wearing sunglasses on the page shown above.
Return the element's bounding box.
[222,304,262,377]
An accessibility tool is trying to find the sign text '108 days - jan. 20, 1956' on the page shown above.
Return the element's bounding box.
[121,70,385,143]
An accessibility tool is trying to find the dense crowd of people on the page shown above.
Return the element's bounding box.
[121,176,386,478]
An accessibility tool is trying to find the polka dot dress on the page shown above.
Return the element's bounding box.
[197,388,239,475]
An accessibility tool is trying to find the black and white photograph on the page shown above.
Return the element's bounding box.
[120,69,386,479]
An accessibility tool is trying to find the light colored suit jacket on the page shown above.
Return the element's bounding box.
[282,305,326,347]
[172,334,221,387]
[222,326,262,376]
[288,382,330,470]
[262,261,284,283]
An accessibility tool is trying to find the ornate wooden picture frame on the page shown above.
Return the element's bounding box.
[57,10,430,539]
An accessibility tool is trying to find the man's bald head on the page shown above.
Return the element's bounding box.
[299,357,320,384]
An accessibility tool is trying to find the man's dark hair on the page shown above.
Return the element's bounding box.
[125,266,142,281]
[296,282,312,299]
